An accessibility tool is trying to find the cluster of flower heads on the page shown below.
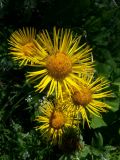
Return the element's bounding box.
[8,27,112,144]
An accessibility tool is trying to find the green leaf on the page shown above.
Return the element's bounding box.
[79,145,91,158]
[91,132,103,148]
[95,62,112,77]
[104,145,116,151]
[113,78,120,86]
[90,116,107,129]
[106,98,120,112]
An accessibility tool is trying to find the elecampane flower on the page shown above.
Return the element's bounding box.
[70,74,112,126]
[8,27,39,66]
[27,27,94,99]
[35,99,75,144]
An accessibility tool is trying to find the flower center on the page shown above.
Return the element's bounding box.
[22,42,35,56]
[72,87,92,106]
[46,52,72,79]
[50,111,65,129]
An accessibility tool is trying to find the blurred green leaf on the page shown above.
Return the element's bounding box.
[106,98,119,112]
[90,116,107,129]
[95,62,113,77]
[113,78,120,86]
[91,132,103,148]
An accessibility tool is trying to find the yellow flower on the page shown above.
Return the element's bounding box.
[8,27,39,66]
[35,99,75,144]
[70,74,112,126]
[27,27,94,99]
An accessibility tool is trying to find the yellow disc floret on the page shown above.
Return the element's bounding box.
[22,42,35,56]
[72,86,92,106]
[50,111,65,129]
[46,52,72,79]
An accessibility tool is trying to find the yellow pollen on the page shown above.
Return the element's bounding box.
[22,42,35,56]
[46,52,72,79]
[50,111,65,129]
[72,87,92,106]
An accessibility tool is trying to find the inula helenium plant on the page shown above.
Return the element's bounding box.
[8,27,112,146]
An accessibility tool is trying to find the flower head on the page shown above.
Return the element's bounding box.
[35,99,74,144]
[70,74,112,126]
[27,27,94,99]
[60,127,81,153]
[8,27,38,66]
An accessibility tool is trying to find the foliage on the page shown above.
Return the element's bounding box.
[0,0,120,159]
